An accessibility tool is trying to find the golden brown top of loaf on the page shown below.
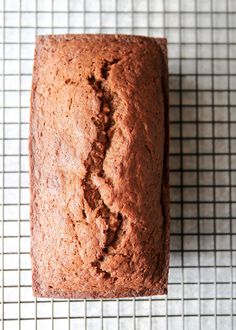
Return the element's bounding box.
[30,34,169,298]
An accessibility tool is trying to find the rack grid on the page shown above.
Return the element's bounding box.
[1,0,236,329]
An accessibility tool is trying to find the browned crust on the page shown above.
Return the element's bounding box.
[156,37,170,295]
[30,34,169,299]
[35,33,167,44]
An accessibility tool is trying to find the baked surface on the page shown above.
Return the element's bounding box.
[29,34,170,298]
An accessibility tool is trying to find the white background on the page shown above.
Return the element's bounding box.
[0,0,236,329]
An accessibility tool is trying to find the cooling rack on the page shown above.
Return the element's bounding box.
[1,0,236,329]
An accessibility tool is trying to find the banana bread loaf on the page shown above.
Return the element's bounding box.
[29,34,169,298]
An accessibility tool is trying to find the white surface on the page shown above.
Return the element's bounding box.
[1,0,236,329]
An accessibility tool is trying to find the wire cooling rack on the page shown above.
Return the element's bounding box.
[1,0,236,329]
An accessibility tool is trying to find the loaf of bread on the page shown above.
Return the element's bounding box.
[30,34,169,298]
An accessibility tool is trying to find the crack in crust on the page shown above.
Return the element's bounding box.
[82,59,124,279]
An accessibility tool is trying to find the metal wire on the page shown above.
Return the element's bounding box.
[195,2,201,329]
[18,1,22,329]
[1,0,236,329]
[1,0,5,329]
[226,1,234,329]
[210,2,217,328]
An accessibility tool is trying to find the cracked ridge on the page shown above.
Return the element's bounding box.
[81,59,124,279]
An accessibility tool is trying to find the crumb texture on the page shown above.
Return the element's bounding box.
[30,34,170,298]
